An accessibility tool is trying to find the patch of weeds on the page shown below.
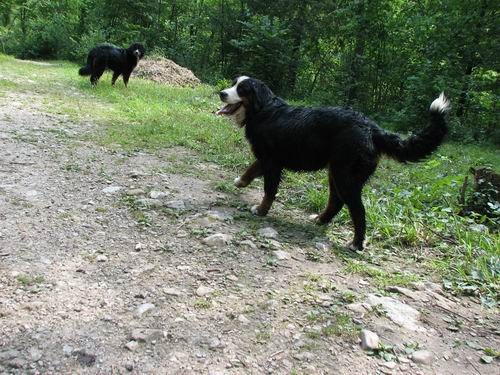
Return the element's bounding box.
[95,207,108,213]
[345,259,419,288]
[305,308,358,339]
[340,291,357,304]
[194,298,212,309]
[265,256,278,268]
[17,274,44,286]
[214,180,237,194]
[321,312,358,338]
[306,248,322,262]
[376,343,397,362]
[483,348,500,358]
[99,167,112,181]
[303,274,335,294]
[403,342,421,355]
[121,196,152,228]
[63,163,81,172]
[255,328,272,344]
[305,330,321,340]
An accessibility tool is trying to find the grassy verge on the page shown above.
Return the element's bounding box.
[0,54,498,303]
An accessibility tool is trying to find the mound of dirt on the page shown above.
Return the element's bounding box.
[132,57,201,87]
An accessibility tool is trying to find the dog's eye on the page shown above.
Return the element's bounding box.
[237,82,252,96]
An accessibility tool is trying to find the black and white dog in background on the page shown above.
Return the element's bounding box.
[79,43,145,87]
[217,76,450,251]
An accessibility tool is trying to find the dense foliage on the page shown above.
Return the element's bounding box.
[0,0,498,142]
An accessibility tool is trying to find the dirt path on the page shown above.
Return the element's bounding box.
[0,91,498,375]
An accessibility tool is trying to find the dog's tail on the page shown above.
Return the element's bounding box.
[78,55,93,76]
[373,93,450,163]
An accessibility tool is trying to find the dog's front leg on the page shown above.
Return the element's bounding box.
[235,160,263,188]
[251,167,282,216]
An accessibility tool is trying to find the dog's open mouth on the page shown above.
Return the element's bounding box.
[216,102,242,116]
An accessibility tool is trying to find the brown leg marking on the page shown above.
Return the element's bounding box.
[235,160,263,188]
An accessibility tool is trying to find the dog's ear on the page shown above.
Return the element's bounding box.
[250,80,274,112]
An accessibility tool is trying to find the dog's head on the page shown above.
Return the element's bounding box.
[129,43,146,60]
[217,76,274,127]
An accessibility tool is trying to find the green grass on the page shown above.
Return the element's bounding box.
[16,274,44,286]
[345,260,420,288]
[0,53,498,303]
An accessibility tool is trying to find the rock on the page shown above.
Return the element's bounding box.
[366,294,425,332]
[293,352,314,362]
[131,329,163,343]
[128,170,145,179]
[360,329,379,350]
[196,285,214,297]
[136,303,155,317]
[257,227,278,239]
[206,210,233,221]
[125,362,134,371]
[149,191,168,199]
[29,347,42,362]
[164,287,183,297]
[273,250,291,260]
[125,341,139,351]
[165,200,185,210]
[202,233,232,247]
[74,349,96,366]
[5,358,26,369]
[379,368,394,375]
[315,242,329,251]
[96,254,108,262]
[125,188,145,196]
[411,350,433,365]
[240,240,257,249]
[381,361,397,369]
[62,345,73,356]
[480,355,493,364]
[137,198,163,208]
[135,243,143,251]
[387,286,426,301]
[347,303,368,314]
[0,350,21,361]
[102,186,122,194]
[238,315,250,324]
[208,337,224,350]
[25,190,38,198]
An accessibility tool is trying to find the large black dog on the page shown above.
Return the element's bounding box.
[217,76,450,251]
[79,43,145,86]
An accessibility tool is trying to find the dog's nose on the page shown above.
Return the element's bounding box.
[219,91,228,100]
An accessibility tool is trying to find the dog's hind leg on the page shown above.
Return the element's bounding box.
[313,166,344,224]
[111,71,121,86]
[251,167,282,216]
[91,67,105,87]
[331,163,375,251]
[123,72,131,87]
[235,160,263,188]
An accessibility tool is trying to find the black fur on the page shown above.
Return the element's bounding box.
[225,77,450,250]
[79,43,145,86]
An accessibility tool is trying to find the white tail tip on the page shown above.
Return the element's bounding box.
[430,92,451,114]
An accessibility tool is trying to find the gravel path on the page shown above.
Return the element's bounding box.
[0,92,498,374]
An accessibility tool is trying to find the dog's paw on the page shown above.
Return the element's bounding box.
[251,205,267,216]
[346,241,363,252]
[309,214,329,225]
[234,177,248,188]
